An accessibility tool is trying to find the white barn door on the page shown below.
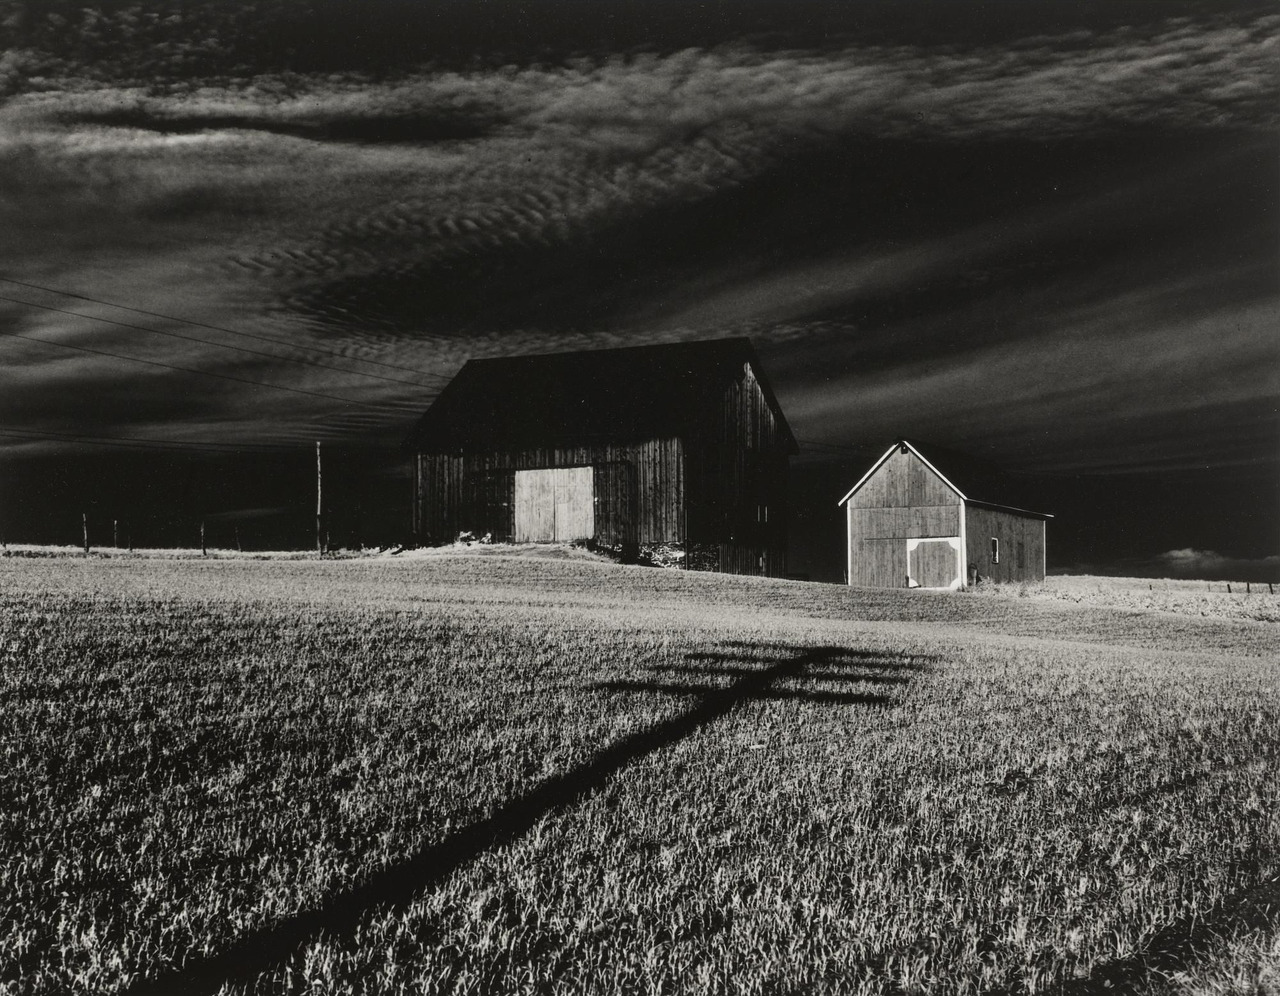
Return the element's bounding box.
[514,468,594,542]
[552,467,595,541]
[514,469,555,541]
[906,537,962,589]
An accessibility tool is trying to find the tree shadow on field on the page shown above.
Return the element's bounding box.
[120,640,932,996]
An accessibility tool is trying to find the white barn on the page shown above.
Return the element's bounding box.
[838,439,1052,589]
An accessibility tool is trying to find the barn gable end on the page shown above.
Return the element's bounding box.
[839,440,1050,589]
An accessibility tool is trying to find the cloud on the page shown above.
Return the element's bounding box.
[0,5,1275,479]
[1151,548,1280,583]
[784,279,1279,469]
[7,9,1275,294]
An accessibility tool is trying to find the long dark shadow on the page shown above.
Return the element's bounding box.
[1033,873,1280,996]
[706,643,940,664]
[120,643,912,995]
[594,678,893,705]
[645,663,913,684]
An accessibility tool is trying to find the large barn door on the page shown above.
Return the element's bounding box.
[907,538,962,589]
[514,468,595,542]
[553,467,595,540]
[514,469,555,541]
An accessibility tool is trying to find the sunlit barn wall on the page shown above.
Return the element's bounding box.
[844,447,963,588]
[841,442,1049,588]
[965,504,1046,584]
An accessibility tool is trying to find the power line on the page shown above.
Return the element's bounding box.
[797,439,867,453]
[1,330,423,415]
[0,429,295,454]
[0,427,305,453]
[0,293,443,389]
[0,275,452,382]
[0,424,425,455]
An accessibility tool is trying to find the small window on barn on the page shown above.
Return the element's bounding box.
[990,537,1000,564]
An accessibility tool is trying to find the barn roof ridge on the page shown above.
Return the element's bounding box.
[455,334,754,364]
[838,438,1052,519]
[403,335,798,454]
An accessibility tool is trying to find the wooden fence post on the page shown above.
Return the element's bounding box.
[201,520,207,557]
[316,441,324,557]
[1227,583,1232,594]
[82,512,89,554]
[113,519,119,549]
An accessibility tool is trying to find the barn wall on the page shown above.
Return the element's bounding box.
[851,447,959,510]
[684,361,790,577]
[964,505,1046,583]
[845,449,962,587]
[846,512,911,588]
[852,505,962,538]
[413,438,683,546]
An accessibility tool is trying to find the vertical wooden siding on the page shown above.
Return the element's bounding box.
[851,505,961,538]
[552,467,595,541]
[848,530,909,588]
[845,449,962,587]
[682,361,791,577]
[853,448,958,509]
[512,469,556,541]
[414,438,682,545]
[413,358,793,578]
[909,539,961,588]
[512,468,594,541]
[964,505,1046,583]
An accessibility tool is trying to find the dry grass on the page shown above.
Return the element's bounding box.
[1137,929,1280,995]
[971,574,1280,623]
[1,553,1276,995]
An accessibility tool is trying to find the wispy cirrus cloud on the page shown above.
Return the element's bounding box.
[6,7,1275,306]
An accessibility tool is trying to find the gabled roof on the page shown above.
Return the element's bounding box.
[403,337,798,453]
[838,438,1051,519]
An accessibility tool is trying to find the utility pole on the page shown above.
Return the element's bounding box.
[316,441,324,556]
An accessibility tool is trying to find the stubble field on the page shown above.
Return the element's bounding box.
[1,552,1277,995]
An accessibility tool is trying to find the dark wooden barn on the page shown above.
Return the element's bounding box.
[403,338,798,576]
[838,439,1051,589]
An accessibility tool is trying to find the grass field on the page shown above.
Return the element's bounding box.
[1,552,1277,995]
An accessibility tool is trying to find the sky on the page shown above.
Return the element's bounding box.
[0,0,1276,580]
